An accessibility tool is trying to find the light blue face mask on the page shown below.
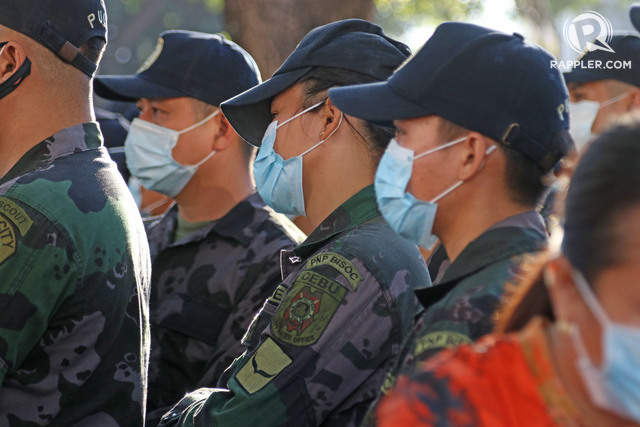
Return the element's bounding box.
[124,110,219,198]
[375,137,496,249]
[570,269,640,423]
[254,101,343,216]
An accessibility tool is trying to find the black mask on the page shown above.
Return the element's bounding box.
[0,41,31,100]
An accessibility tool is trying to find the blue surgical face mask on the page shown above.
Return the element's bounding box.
[124,109,219,198]
[569,269,640,423]
[254,101,343,216]
[375,137,496,249]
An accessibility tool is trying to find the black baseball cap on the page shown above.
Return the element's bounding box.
[563,35,640,88]
[0,0,107,76]
[329,22,570,171]
[631,5,640,33]
[95,30,261,107]
[220,19,411,146]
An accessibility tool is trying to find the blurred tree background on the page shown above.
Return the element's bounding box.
[99,0,634,80]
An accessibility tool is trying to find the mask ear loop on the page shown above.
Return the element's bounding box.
[299,112,344,157]
[429,143,497,204]
[599,92,630,108]
[177,109,221,135]
[276,101,325,129]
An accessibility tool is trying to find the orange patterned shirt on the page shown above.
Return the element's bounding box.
[378,318,584,426]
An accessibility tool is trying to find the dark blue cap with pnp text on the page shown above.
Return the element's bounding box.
[563,35,640,88]
[0,0,107,76]
[94,30,261,107]
[220,19,411,146]
[329,22,571,171]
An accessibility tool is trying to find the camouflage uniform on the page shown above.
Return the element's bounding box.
[146,193,305,417]
[159,185,430,427]
[362,211,547,426]
[0,123,151,426]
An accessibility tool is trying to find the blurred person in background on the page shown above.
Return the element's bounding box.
[94,30,305,423]
[159,19,430,427]
[377,115,640,427]
[0,0,151,424]
[564,34,640,150]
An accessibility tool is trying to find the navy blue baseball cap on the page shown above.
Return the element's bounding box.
[0,0,107,76]
[220,19,411,146]
[95,30,261,107]
[329,22,570,171]
[563,35,640,88]
[631,5,640,32]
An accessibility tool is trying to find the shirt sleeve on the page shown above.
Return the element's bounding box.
[160,252,397,426]
[0,198,77,382]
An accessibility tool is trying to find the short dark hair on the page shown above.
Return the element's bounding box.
[438,118,570,207]
[298,67,395,164]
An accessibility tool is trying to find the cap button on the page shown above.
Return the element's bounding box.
[512,32,524,40]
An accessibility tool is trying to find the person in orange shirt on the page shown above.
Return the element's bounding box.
[377,115,640,427]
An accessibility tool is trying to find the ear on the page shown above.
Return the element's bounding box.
[317,98,342,140]
[627,88,640,110]
[0,41,28,84]
[211,112,235,151]
[545,254,579,322]
[457,132,495,181]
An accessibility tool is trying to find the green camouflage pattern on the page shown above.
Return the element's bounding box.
[0,123,151,426]
[362,213,547,426]
[145,193,305,420]
[159,185,430,427]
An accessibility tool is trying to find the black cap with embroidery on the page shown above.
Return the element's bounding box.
[94,30,261,108]
[220,19,411,146]
[329,22,571,171]
[0,0,107,76]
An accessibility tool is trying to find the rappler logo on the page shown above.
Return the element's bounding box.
[563,11,614,54]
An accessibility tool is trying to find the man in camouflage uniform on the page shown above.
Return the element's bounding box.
[0,0,151,425]
[329,22,573,416]
[94,30,306,422]
[159,20,430,427]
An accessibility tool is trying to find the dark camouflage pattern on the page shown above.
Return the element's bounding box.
[145,193,305,420]
[0,123,151,426]
[362,212,548,426]
[159,185,431,427]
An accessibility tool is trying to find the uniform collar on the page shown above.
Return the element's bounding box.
[295,185,380,258]
[1,122,103,185]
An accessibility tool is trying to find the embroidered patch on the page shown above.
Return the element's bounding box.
[0,214,17,265]
[271,270,347,346]
[0,198,32,235]
[305,252,363,290]
[413,331,473,356]
[236,337,292,394]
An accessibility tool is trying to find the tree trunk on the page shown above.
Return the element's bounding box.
[224,0,375,78]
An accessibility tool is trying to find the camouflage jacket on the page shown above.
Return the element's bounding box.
[145,193,305,418]
[0,123,151,426]
[159,185,430,427]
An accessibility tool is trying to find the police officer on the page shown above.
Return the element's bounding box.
[159,19,430,427]
[0,1,150,425]
[328,21,572,413]
[564,34,640,150]
[94,30,306,422]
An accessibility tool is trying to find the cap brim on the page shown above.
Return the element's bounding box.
[94,75,185,103]
[632,5,640,33]
[328,81,431,127]
[562,68,603,84]
[221,67,312,146]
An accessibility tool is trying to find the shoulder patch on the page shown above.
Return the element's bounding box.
[414,331,473,356]
[271,270,347,346]
[0,198,32,236]
[306,252,363,290]
[0,214,17,265]
[236,337,292,394]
